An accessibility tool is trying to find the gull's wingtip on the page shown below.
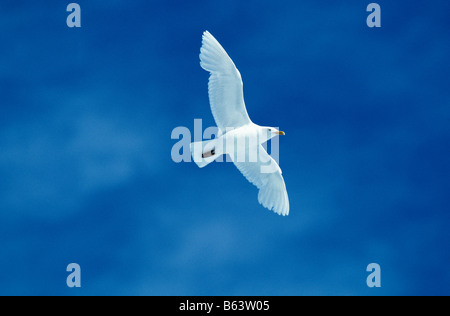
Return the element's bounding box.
[202,30,214,42]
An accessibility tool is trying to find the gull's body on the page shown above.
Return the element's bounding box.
[190,31,290,216]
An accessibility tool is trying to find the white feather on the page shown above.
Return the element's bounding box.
[200,31,252,130]
[233,145,289,216]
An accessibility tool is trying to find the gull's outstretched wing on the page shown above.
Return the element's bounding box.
[232,145,289,216]
[200,31,252,130]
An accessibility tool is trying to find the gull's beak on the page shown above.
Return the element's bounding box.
[277,131,285,136]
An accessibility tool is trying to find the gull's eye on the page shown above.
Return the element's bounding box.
[268,128,271,131]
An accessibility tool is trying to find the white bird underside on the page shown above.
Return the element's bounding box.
[198,31,290,216]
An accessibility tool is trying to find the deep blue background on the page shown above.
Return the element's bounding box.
[0,0,449,295]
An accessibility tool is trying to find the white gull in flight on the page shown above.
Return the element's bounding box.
[190,31,290,216]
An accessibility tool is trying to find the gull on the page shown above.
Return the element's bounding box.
[190,31,289,216]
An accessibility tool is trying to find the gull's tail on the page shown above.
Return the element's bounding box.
[190,138,222,168]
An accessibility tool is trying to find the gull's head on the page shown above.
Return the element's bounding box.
[260,126,285,141]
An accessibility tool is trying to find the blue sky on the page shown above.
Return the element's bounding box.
[0,0,449,295]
